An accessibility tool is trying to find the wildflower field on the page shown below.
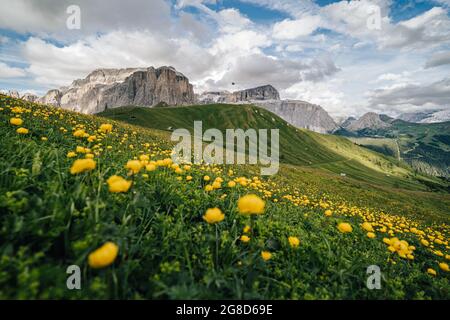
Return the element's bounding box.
[0,94,449,299]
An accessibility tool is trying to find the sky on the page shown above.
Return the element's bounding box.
[0,0,449,118]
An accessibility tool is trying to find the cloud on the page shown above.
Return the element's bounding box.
[203,53,339,91]
[368,77,450,112]
[425,51,450,68]
[272,15,322,39]
[381,7,450,49]
[0,62,26,78]
[0,0,172,37]
[283,80,349,117]
[21,32,216,87]
[321,1,450,50]
[238,0,317,18]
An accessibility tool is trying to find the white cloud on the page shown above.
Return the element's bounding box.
[0,0,172,37]
[0,62,26,78]
[425,51,450,68]
[368,77,450,113]
[272,15,322,39]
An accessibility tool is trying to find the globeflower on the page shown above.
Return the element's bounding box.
[10,117,23,126]
[427,268,437,276]
[240,235,250,243]
[88,242,119,269]
[203,208,225,224]
[228,181,236,188]
[337,222,352,233]
[16,127,29,134]
[107,175,132,193]
[367,232,376,239]
[439,262,449,272]
[261,251,272,261]
[126,160,142,174]
[288,236,300,248]
[324,209,332,217]
[70,158,96,174]
[145,164,156,172]
[237,194,265,215]
[99,123,113,133]
[362,222,374,232]
[73,129,87,138]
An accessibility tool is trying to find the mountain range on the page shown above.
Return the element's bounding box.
[3,65,449,178]
[5,66,450,133]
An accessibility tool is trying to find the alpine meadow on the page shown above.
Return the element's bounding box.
[0,0,450,304]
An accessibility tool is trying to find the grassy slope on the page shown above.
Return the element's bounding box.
[99,105,446,192]
[1,96,449,299]
[341,120,450,178]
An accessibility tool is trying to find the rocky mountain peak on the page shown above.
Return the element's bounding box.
[38,66,195,114]
[232,84,280,101]
[346,112,391,131]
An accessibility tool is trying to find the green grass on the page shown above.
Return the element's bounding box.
[339,120,450,178]
[0,95,449,300]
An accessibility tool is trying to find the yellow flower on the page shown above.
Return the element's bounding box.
[67,151,77,158]
[337,222,352,233]
[243,225,251,233]
[240,235,250,243]
[85,153,94,159]
[41,136,48,141]
[203,208,225,224]
[367,232,376,239]
[362,222,374,232]
[107,175,132,193]
[203,175,210,181]
[88,242,119,269]
[126,160,142,174]
[87,135,96,142]
[70,158,96,174]
[186,175,193,181]
[76,146,87,153]
[73,129,86,138]
[439,262,449,272]
[421,239,430,246]
[261,251,272,261]
[324,209,332,217]
[204,184,214,192]
[237,194,265,215]
[16,127,29,134]
[99,123,113,133]
[427,268,437,276]
[175,167,183,174]
[212,181,221,189]
[145,164,156,172]
[288,236,300,248]
[10,117,23,126]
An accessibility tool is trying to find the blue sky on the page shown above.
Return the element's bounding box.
[0,0,449,117]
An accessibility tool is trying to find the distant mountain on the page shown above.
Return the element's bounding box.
[251,100,339,134]
[336,113,450,178]
[340,116,357,128]
[397,109,450,123]
[197,85,338,133]
[345,112,392,131]
[196,85,280,104]
[38,66,195,114]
